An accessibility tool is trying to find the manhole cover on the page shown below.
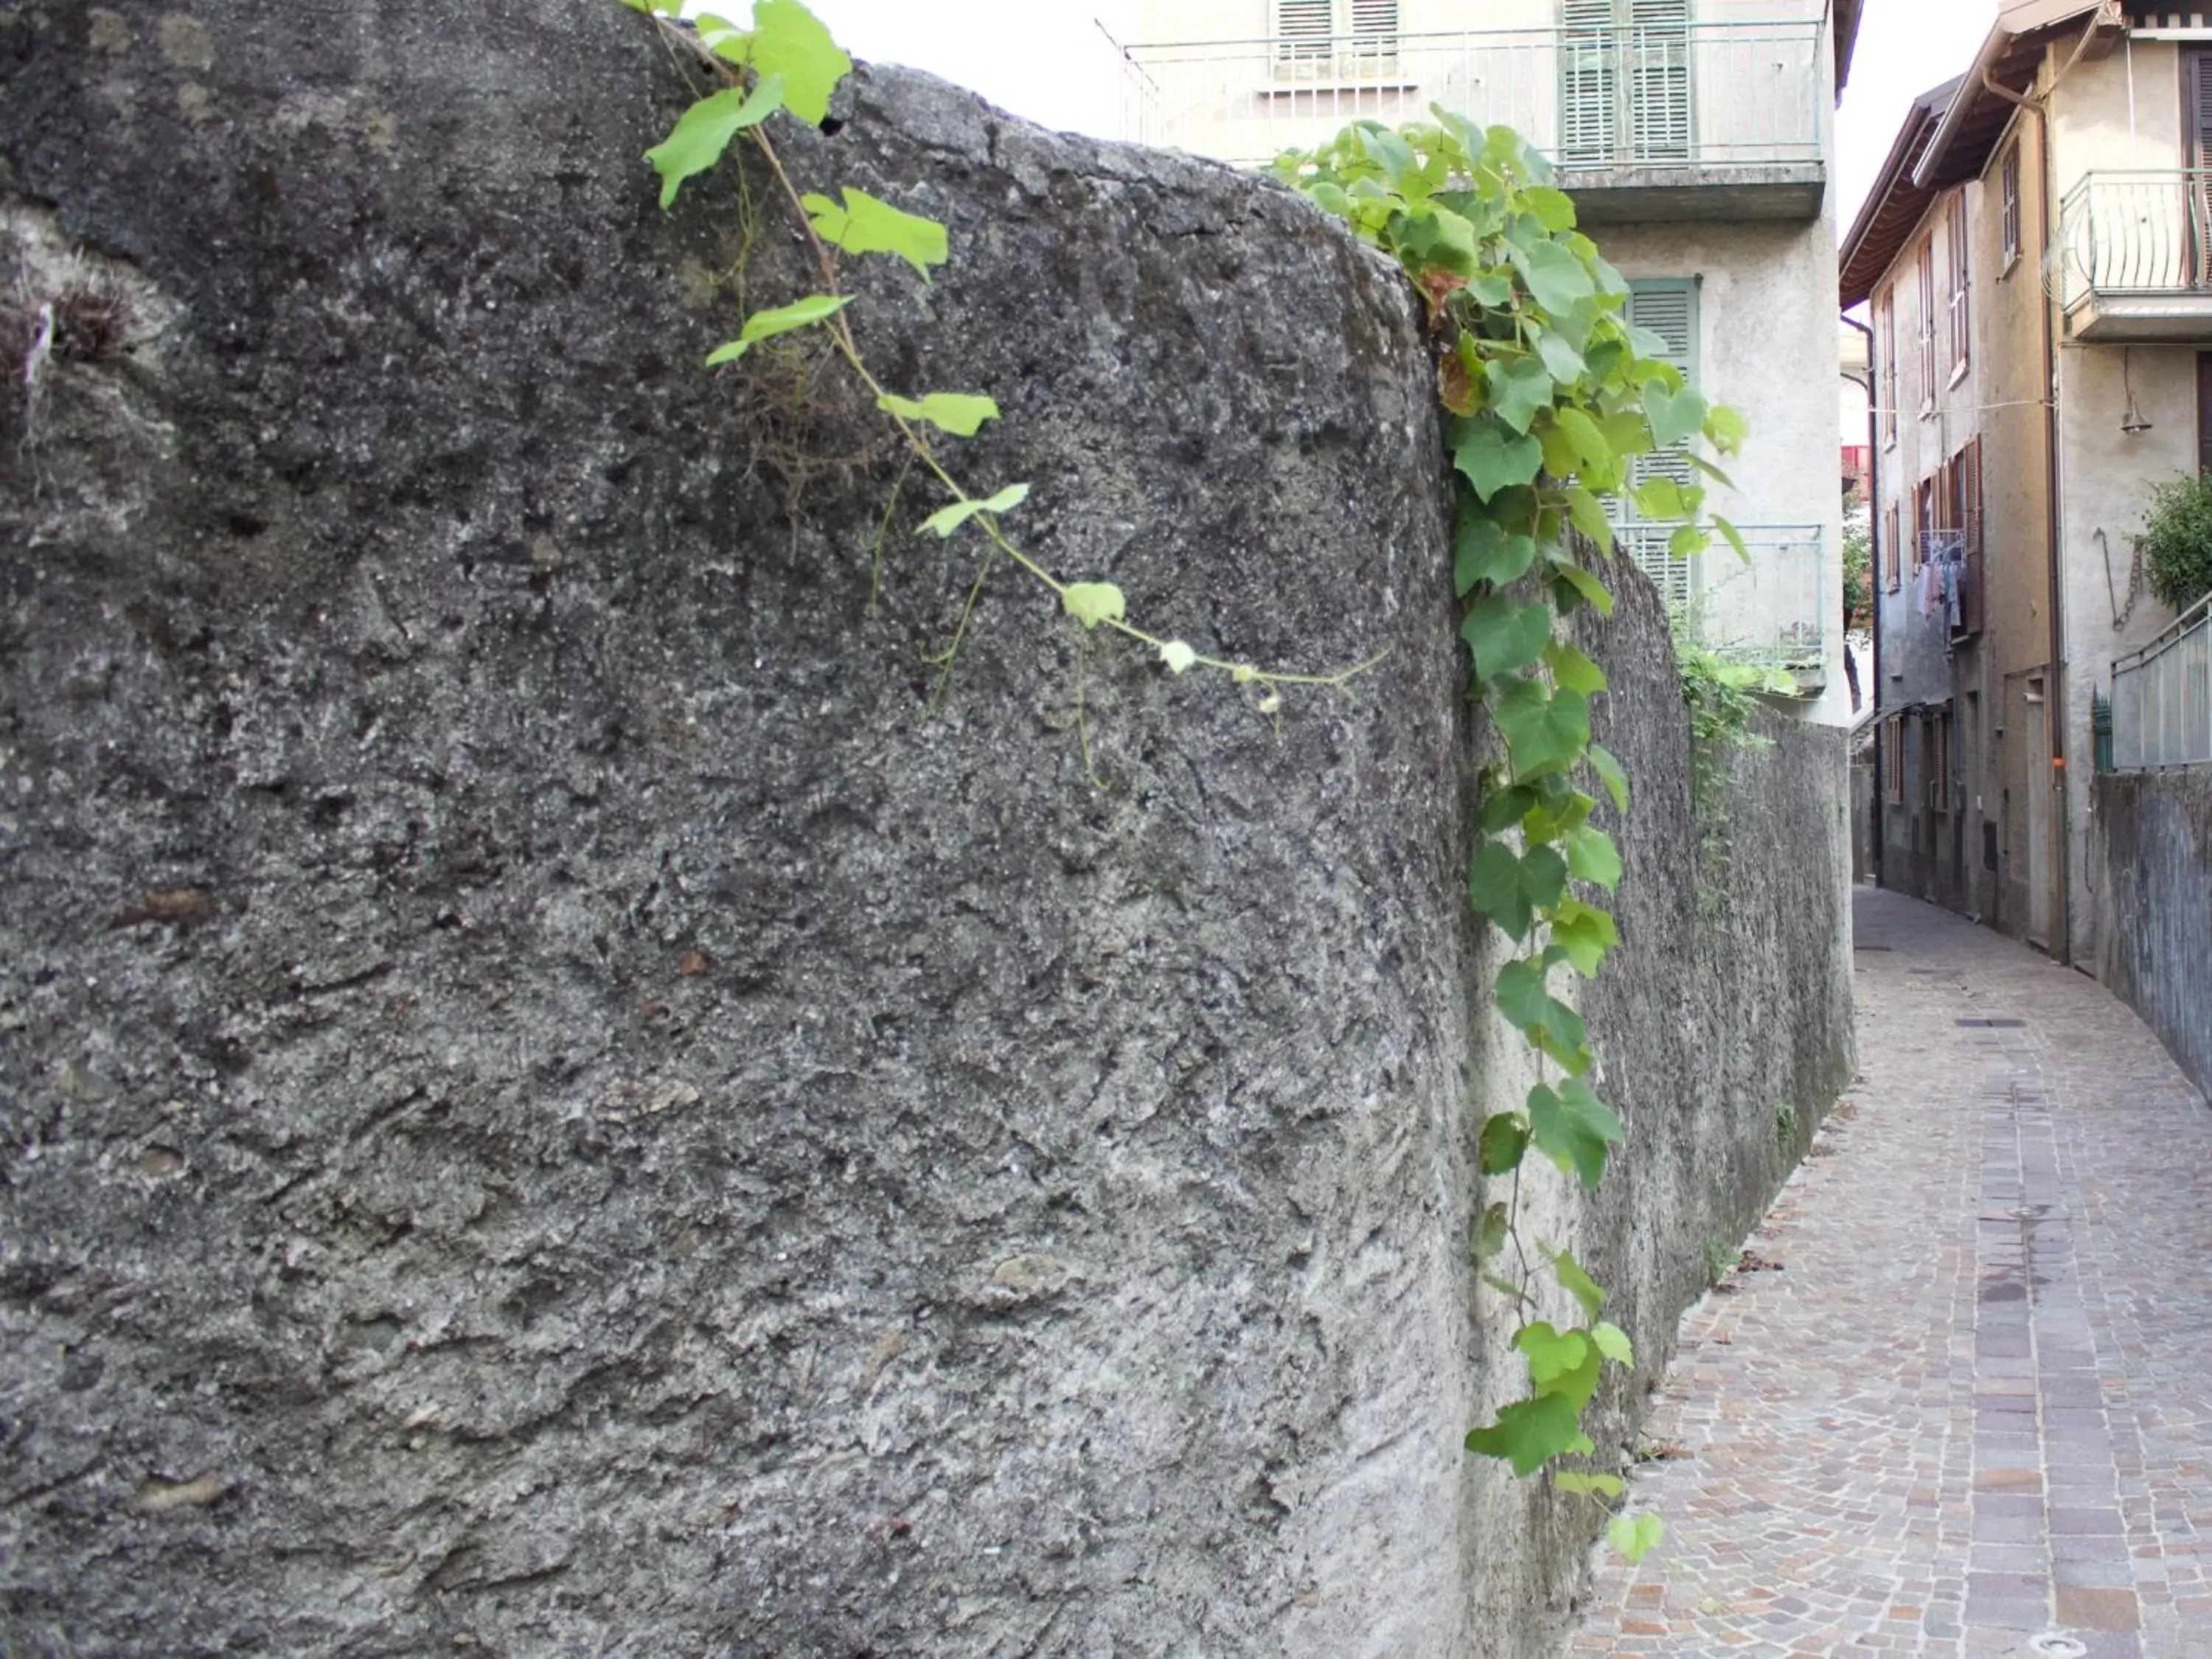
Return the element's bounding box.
[2028,1635,2087,1659]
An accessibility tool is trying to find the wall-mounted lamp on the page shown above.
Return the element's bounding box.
[2121,347,2154,435]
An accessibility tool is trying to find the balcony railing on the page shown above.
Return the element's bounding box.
[1119,21,1824,187]
[2052,171,2212,338]
[2112,590,2212,770]
[1623,522,1828,681]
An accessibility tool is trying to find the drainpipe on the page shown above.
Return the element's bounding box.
[1843,311,1881,886]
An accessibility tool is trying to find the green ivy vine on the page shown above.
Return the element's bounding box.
[622,0,1752,1570]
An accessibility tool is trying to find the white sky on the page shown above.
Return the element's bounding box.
[774,0,2003,237]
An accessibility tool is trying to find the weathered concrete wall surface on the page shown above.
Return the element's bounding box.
[0,4,1850,1655]
[2094,768,2212,1096]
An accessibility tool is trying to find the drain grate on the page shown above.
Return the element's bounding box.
[1955,1018,2026,1029]
[2027,1635,2087,1659]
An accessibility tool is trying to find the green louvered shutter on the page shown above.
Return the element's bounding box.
[1626,0,1692,162]
[1557,0,1616,164]
[1618,278,1700,608]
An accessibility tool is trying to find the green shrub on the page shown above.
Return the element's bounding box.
[2138,471,2212,612]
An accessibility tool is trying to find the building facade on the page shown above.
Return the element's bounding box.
[1844,0,2202,961]
[1119,0,1864,725]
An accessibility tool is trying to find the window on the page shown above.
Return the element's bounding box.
[2198,352,2212,473]
[1616,278,1700,605]
[1916,239,1938,409]
[2000,144,2021,271]
[1877,288,1898,448]
[1883,717,1905,803]
[1945,192,1970,375]
[1930,711,1953,813]
[1558,0,1692,167]
[1274,0,1398,74]
[1884,501,1901,591]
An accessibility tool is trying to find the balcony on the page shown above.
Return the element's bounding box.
[2052,172,2212,341]
[1621,522,1828,689]
[1117,21,1826,222]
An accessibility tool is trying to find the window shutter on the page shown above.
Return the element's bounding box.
[2196,53,2212,285]
[1276,0,1332,62]
[1558,0,1618,164]
[1347,0,1398,70]
[1625,0,1691,161]
[1619,278,1700,607]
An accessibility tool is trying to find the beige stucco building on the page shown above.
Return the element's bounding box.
[1118,0,1863,725]
[1844,0,2207,963]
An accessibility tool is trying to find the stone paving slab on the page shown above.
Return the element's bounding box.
[1570,888,2212,1659]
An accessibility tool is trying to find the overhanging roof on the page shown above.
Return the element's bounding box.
[1837,77,1961,310]
[1837,0,1866,93]
[1838,1,2122,309]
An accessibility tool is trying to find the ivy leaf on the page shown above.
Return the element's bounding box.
[1522,184,1579,232]
[1468,840,1568,942]
[1670,524,1710,559]
[1633,476,1692,521]
[1454,517,1539,594]
[1461,596,1552,684]
[1158,639,1197,675]
[1644,380,1708,448]
[1550,897,1618,975]
[1705,402,1749,455]
[1062,582,1126,630]
[1495,958,1589,1070]
[1515,1321,1601,1410]
[750,0,852,124]
[1528,1079,1624,1189]
[1587,743,1630,813]
[1468,271,1514,307]
[1471,1200,1512,1263]
[1519,240,1596,313]
[1487,355,1554,436]
[1551,406,1612,472]
[1454,417,1544,503]
[1492,678,1590,778]
[704,291,852,364]
[1607,1512,1666,1564]
[917,481,1030,538]
[1565,825,1623,889]
[1534,328,1586,383]
[647,76,787,208]
[804,187,949,279]
[1543,641,1607,697]
[875,391,998,435]
[1465,1392,1584,1477]
[1478,1112,1531,1176]
[1712,514,1750,563]
[1549,559,1615,617]
[1563,486,1613,554]
[1591,1322,1634,1366]
[1478,782,1537,835]
[1555,1472,1626,1499]
[1551,1248,1607,1318]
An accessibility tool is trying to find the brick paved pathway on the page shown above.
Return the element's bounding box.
[1570,887,2212,1658]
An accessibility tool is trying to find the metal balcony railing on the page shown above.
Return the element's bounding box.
[1117,21,1824,173]
[1621,522,1828,678]
[2112,589,2212,770]
[2052,171,2212,313]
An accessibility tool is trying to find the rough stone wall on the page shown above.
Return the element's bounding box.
[2093,769,2212,1097]
[0,4,1850,1655]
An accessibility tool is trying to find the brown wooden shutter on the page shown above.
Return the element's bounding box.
[2190,52,2212,279]
[2198,352,2212,473]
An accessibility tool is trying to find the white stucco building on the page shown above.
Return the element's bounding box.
[1116,0,1865,723]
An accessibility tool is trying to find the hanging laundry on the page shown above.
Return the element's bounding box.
[1941,558,1963,630]
[1915,558,1939,618]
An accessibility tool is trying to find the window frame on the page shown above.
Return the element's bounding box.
[1945,192,1971,377]
[1884,501,1901,592]
[2000,143,2021,273]
[1916,237,1938,412]
[1877,287,1899,449]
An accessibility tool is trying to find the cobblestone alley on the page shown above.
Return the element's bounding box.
[1572,887,2212,1658]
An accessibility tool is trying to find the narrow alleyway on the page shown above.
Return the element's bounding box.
[1572,888,2212,1658]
